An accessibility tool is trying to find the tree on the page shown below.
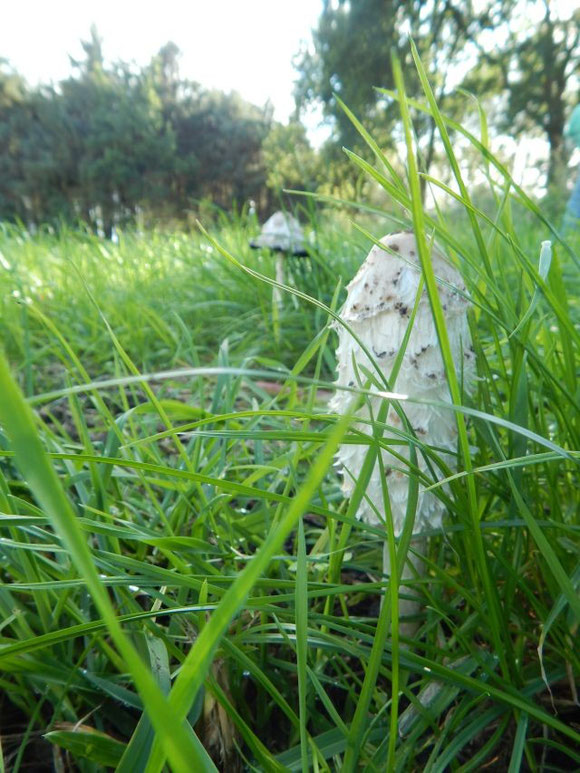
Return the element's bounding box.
[0,62,80,227]
[294,0,509,176]
[0,59,25,107]
[175,89,272,213]
[146,44,273,217]
[470,2,580,187]
[59,29,179,235]
[0,31,283,229]
[0,60,29,221]
[262,121,320,204]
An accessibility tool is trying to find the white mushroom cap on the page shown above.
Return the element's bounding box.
[251,211,306,254]
[330,231,474,535]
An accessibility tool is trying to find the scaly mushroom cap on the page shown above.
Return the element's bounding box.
[330,231,474,535]
[250,211,306,254]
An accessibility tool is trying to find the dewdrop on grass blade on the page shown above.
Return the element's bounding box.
[330,231,474,639]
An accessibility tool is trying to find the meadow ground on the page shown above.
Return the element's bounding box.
[0,80,579,771]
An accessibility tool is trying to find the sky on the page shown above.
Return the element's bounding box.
[0,0,324,125]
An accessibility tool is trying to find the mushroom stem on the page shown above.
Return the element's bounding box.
[274,254,285,309]
[382,537,426,640]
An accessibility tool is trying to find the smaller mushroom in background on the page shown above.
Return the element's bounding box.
[330,231,474,639]
[250,211,308,307]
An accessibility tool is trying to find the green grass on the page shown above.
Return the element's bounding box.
[0,212,370,391]
[0,61,579,772]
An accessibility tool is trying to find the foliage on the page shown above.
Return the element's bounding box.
[262,122,320,205]
[465,3,580,186]
[293,0,512,171]
[0,29,277,234]
[0,216,365,386]
[294,0,580,202]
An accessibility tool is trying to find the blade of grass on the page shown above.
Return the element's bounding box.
[141,410,354,772]
[397,47,512,681]
[296,516,310,772]
[507,712,528,773]
[0,350,217,773]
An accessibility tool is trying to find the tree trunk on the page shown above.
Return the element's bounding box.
[419,118,438,201]
[101,201,114,240]
[546,129,569,190]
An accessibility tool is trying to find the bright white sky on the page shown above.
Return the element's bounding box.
[1,0,323,124]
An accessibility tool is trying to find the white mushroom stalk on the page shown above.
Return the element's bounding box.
[330,231,474,637]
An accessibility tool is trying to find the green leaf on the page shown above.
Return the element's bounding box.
[44,726,126,767]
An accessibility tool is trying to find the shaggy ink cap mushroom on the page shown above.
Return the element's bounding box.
[250,211,308,256]
[330,231,474,636]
